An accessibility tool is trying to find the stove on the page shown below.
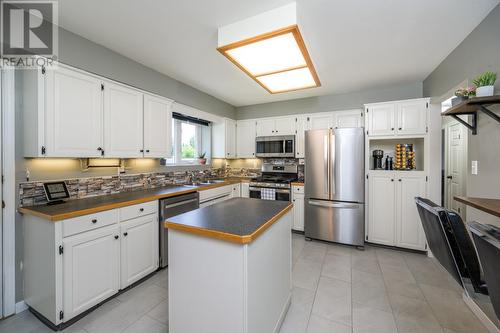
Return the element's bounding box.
[249,163,298,201]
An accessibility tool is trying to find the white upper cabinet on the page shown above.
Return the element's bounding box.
[46,66,104,157]
[274,117,296,135]
[366,103,396,136]
[103,82,144,158]
[335,110,362,128]
[295,115,309,158]
[144,94,173,158]
[366,99,428,137]
[213,118,236,158]
[396,100,427,135]
[236,120,256,158]
[256,118,276,136]
[309,113,334,130]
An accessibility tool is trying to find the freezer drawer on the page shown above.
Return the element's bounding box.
[305,199,365,246]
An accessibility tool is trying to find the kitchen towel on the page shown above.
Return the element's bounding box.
[261,188,276,200]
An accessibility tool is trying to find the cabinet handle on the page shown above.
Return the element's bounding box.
[398,179,402,182]
[97,147,103,151]
[391,128,395,131]
[123,232,128,237]
[391,179,394,182]
[91,219,97,224]
[146,149,150,153]
[140,149,144,153]
[139,208,144,212]
[114,235,119,240]
[398,127,402,130]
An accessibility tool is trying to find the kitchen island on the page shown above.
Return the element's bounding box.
[164,198,293,333]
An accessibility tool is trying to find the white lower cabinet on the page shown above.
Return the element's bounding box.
[120,214,159,288]
[231,183,241,198]
[241,183,250,198]
[292,186,305,231]
[367,172,427,250]
[63,224,120,320]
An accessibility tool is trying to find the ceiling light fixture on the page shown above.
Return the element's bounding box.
[217,3,320,94]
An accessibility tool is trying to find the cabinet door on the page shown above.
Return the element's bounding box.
[295,116,309,158]
[396,175,427,250]
[225,119,237,158]
[120,214,159,288]
[396,100,427,135]
[256,118,275,136]
[236,120,256,158]
[63,225,120,320]
[335,110,362,128]
[241,183,250,198]
[144,94,173,158]
[292,193,305,231]
[103,82,144,157]
[367,104,395,136]
[231,184,241,198]
[46,66,103,157]
[274,117,296,135]
[309,113,334,130]
[368,173,396,245]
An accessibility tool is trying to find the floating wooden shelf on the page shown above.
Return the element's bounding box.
[442,95,500,135]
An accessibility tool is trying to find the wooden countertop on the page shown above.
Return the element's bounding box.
[19,180,241,221]
[165,198,293,244]
[291,181,304,186]
[454,196,500,218]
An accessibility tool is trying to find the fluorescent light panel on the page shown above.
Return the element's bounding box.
[218,25,320,94]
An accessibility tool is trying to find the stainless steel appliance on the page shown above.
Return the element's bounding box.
[159,192,199,267]
[249,163,298,201]
[305,128,365,246]
[256,135,295,158]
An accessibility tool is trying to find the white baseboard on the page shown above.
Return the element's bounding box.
[15,301,28,314]
[463,292,500,333]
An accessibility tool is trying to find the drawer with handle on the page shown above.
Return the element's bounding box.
[120,201,158,221]
[62,209,119,237]
[292,185,304,194]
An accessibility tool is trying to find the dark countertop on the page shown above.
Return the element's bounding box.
[19,180,241,222]
[164,198,293,244]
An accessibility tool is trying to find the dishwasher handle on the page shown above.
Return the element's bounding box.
[164,198,199,209]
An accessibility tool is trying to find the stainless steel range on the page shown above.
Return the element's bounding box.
[249,163,298,201]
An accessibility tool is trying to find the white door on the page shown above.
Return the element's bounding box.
[367,104,395,136]
[335,110,362,128]
[46,66,103,157]
[144,94,173,158]
[256,118,275,136]
[292,193,305,231]
[446,122,466,217]
[236,120,256,158]
[309,113,334,130]
[120,214,158,288]
[295,116,309,158]
[103,82,144,157]
[396,101,427,135]
[274,116,296,135]
[225,119,237,158]
[395,175,427,250]
[368,173,395,245]
[63,225,120,320]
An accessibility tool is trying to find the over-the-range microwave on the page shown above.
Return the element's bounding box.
[255,135,295,158]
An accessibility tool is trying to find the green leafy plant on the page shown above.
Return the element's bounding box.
[473,71,497,87]
[455,87,476,97]
[198,152,206,159]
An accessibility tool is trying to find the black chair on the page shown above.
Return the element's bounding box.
[415,197,488,295]
[469,222,500,321]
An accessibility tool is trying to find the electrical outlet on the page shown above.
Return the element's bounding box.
[471,160,478,175]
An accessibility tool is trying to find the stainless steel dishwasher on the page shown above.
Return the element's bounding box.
[159,192,199,267]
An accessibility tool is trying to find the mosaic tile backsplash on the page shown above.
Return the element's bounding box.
[19,167,260,207]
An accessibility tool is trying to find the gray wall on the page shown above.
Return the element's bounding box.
[423,4,500,227]
[58,28,236,119]
[236,82,423,119]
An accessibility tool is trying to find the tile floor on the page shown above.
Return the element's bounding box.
[0,234,488,333]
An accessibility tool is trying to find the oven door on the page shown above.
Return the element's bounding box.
[256,136,295,157]
[249,187,291,201]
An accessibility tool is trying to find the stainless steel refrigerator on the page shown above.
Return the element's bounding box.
[304,128,365,246]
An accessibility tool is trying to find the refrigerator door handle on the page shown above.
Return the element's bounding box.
[330,132,335,199]
[308,200,359,209]
[324,135,329,196]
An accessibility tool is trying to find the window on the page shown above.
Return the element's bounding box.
[166,113,211,165]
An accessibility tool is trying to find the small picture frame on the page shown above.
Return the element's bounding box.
[43,181,70,204]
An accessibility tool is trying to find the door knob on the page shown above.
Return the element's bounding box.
[114,235,119,240]
[446,175,452,179]
[123,232,128,237]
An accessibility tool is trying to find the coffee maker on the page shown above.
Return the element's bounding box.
[373,150,384,170]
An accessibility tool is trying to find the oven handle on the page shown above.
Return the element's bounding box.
[249,187,290,194]
[308,200,359,209]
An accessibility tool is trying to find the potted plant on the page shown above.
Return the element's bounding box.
[198,152,207,165]
[452,87,476,106]
[473,71,496,97]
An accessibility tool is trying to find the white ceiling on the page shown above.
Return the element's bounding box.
[58,0,499,107]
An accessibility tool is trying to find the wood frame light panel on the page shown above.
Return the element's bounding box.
[217,25,321,94]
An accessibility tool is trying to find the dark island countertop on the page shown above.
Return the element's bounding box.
[164,198,293,244]
[19,180,241,222]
